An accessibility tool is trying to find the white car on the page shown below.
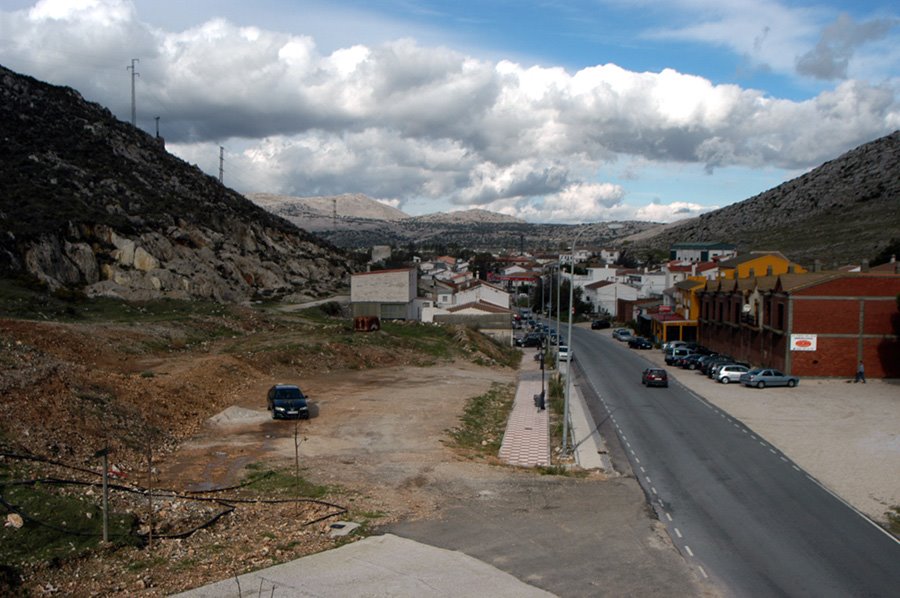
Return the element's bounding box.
[558,345,573,361]
[662,340,688,353]
[717,364,750,384]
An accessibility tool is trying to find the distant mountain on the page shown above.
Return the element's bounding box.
[248,192,410,221]
[0,65,350,302]
[411,209,525,225]
[622,131,900,267]
[253,193,654,251]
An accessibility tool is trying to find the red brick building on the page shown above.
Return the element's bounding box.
[698,272,900,378]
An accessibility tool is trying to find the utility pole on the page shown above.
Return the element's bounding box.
[218,146,224,184]
[154,116,160,138]
[127,58,139,126]
[332,197,337,229]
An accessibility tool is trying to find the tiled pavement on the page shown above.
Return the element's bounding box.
[498,349,551,467]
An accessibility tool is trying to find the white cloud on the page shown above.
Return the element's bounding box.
[634,201,714,223]
[1,0,898,224]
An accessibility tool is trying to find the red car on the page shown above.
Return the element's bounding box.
[641,368,668,388]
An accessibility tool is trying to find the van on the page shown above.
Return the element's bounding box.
[665,347,694,365]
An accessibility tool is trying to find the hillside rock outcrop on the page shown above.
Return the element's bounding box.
[0,65,350,301]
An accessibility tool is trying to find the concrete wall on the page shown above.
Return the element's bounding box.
[351,268,416,303]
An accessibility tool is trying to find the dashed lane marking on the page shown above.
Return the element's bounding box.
[674,528,682,538]
[666,513,672,522]
[685,545,695,557]
[699,566,708,579]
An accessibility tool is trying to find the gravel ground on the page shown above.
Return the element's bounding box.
[635,342,900,524]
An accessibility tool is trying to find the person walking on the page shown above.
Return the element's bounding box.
[855,360,866,383]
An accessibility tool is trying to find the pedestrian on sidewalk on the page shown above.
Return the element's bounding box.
[854,360,866,383]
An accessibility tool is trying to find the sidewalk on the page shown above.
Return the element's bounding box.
[499,348,609,472]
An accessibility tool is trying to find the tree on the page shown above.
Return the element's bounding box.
[872,238,900,266]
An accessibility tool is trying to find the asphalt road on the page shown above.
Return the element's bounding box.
[571,327,900,597]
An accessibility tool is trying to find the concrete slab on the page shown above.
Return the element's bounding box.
[172,534,555,598]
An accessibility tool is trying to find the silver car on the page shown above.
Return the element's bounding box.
[739,368,800,388]
[717,364,749,384]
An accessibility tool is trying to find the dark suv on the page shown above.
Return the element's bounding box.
[267,384,310,420]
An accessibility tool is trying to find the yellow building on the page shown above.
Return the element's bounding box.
[717,251,807,279]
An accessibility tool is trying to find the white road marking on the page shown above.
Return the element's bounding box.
[635,457,640,464]
[666,513,673,522]
[645,476,652,484]
[674,528,683,538]
[651,487,658,495]
[751,435,757,440]
[640,466,646,473]
[759,441,767,447]
[792,465,801,472]
[769,449,777,455]
[780,456,788,462]
[685,545,694,557]
[699,566,708,579]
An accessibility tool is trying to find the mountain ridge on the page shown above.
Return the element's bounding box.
[621,131,900,266]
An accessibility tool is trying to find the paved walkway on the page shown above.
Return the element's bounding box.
[499,347,609,470]
[498,357,550,466]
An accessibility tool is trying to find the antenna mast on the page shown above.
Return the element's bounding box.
[127,58,140,126]
[218,146,225,184]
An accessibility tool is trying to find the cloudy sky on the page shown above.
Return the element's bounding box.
[2,0,898,223]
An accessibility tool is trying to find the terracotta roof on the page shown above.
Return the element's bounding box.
[447,301,514,314]
[585,280,615,290]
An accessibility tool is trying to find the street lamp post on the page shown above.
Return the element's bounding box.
[562,226,592,455]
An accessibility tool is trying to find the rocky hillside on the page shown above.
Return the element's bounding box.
[622,131,900,267]
[411,209,525,225]
[0,65,350,302]
[248,192,410,221]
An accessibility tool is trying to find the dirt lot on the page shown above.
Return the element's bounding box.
[0,309,525,596]
[155,362,518,523]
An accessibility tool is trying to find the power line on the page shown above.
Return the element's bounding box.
[127,58,140,126]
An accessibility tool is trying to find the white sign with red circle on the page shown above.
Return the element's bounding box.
[790,334,817,351]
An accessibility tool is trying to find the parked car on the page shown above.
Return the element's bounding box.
[628,336,653,349]
[267,384,310,419]
[679,354,705,370]
[641,368,668,388]
[613,328,634,341]
[701,355,734,376]
[662,340,688,352]
[739,369,800,388]
[717,364,750,384]
[516,333,543,347]
[709,359,749,380]
[665,347,694,365]
[591,319,611,330]
[558,345,573,362]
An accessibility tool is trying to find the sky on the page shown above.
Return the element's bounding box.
[1,0,898,223]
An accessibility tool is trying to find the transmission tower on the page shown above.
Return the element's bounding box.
[218,146,225,184]
[127,58,140,126]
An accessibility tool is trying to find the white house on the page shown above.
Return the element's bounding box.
[669,242,736,263]
[583,281,638,317]
[454,280,511,310]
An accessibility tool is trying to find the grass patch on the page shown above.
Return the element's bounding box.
[0,466,140,568]
[240,463,331,499]
[887,506,900,536]
[446,382,516,457]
